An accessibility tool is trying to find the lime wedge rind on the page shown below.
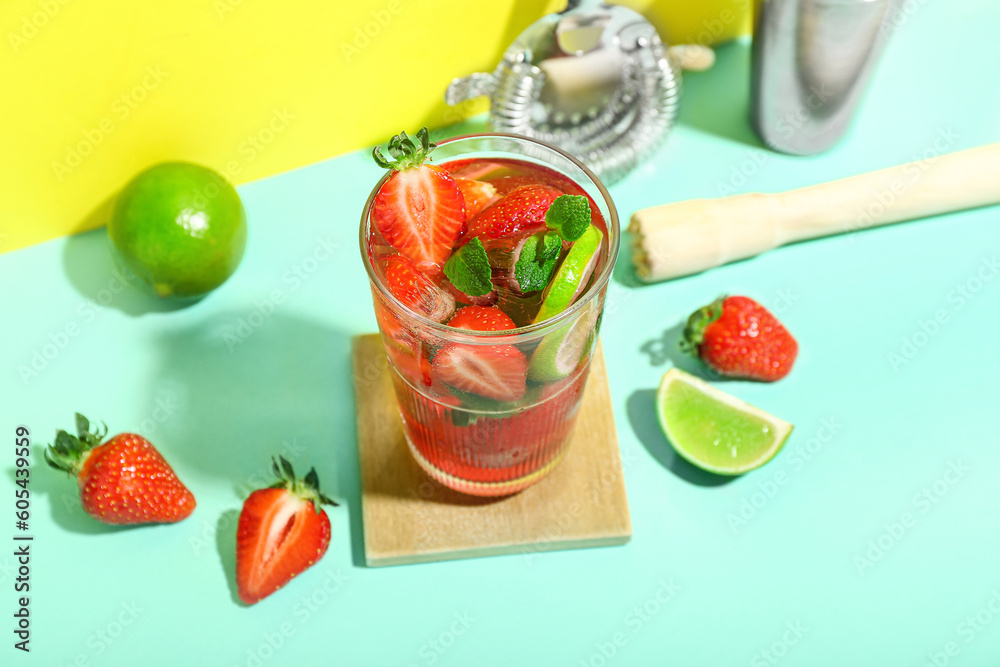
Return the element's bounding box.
[528,300,599,381]
[656,368,793,476]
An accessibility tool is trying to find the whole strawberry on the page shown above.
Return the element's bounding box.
[236,457,337,605]
[45,413,196,524]
[464,184,563,240]
[681,295,798,381]
[371,128,465,272]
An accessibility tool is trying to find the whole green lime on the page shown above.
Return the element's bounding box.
[108,162,247,300]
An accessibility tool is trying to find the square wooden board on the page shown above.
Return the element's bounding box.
[352,334,631,566]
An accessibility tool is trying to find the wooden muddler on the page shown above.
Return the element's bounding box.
[629,142,1000,282]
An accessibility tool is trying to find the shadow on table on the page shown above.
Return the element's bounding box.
[215,508,242,605]
[626,388,735,487]
[147,312,366,569]
[61,193,190,316]
[636,319,727,380]
[677,39,763,149]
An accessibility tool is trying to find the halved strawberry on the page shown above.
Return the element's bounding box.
[464,184,563,240]
[236,457,337,605]
[456,178,498,218]
[385,340,433,388]
[383,254,455,323]
[371,129,465,272]
[433,344,527,402]
[447,305,516,331]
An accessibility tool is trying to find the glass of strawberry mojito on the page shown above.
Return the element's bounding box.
[360,130,619,497]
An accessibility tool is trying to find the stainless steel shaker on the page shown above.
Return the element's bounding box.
[751,0,899,155]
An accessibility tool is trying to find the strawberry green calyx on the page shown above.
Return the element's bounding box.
[44,413,107,475]
[269,456,338,514]
[444,237,492,296]
[372,127,436,172]
[545,194,591,242]
[680,296,726,354]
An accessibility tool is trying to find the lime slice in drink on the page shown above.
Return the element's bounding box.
[656,368,793,475]
[533,224,603,324]
[529,300,599,381]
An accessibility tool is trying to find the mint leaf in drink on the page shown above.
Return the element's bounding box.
[444,237,493,296]
[538,232,561,261]
[545,194,591,242]
[514,233,561,293]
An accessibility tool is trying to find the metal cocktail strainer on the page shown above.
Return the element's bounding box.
[445,0,712,185]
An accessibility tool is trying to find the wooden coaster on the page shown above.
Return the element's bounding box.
[352,334,631,566]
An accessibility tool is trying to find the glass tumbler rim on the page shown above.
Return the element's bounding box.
[359,132,621,343]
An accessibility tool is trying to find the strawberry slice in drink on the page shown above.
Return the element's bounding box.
[371,129,466,272]
[432,345,527,403]
[464,184,562,240]
[382,254,454,322]
[432,306,527,402]
[447,305,516,332]
[442,277,498,307]
[384,341,437,390]
[455,178,499,219]
[377,254,454,356]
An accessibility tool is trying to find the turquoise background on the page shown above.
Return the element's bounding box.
[4,1,1000,664]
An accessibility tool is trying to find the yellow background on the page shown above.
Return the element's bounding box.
[0,0,750,253]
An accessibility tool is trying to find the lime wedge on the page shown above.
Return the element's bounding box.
[533,225,602,324]
[656,368,793,475]
[529,300,599,381]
